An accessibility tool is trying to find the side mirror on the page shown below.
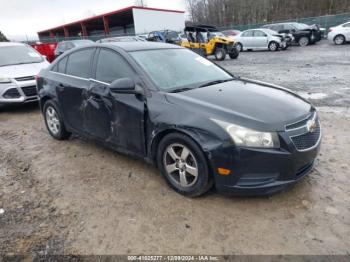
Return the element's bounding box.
[109,78,136,94]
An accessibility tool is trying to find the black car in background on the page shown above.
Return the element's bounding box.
[263,22,322,46]
[147,30,181,44]
[54,39,94,58]
[37,42,321,197]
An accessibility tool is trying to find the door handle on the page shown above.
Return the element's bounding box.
[57,84,65,92]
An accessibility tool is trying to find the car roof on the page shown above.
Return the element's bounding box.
[0,42,26,47]
[59,39,94,44]
[101,42,181,51]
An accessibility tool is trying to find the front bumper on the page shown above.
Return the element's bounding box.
[0,79,38,105]
[209,116,321,196]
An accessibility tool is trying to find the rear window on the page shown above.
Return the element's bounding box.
[66,48,94,78]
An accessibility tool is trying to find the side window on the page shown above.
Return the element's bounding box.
[95,49,135,83]
[343,23,350,27]
[284,24,295,31]
[66,48,94,78]
[57,56,68,74]
[275,25,283,31]
[254,30,267,37]
[242,31,253,37]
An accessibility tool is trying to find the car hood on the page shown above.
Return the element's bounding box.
[165,79,312,132]
[0,61,50,79]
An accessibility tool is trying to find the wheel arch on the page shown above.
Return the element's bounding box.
[333,34,345,42]
[40,95,55,112]
[150,127,215,173]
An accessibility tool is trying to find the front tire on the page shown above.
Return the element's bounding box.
[237,43,243,52]
[298,36,310,47]
[157,133,212,197]
[214,48,227,61]
[43,100,70,140]
[334,35,345,45]
[268,41,279,51]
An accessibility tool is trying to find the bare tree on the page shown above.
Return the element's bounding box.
[186,0,350,27]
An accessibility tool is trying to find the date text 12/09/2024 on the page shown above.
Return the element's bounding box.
[127,256,220,261]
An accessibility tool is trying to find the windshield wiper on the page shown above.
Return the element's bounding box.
[170,87,193,93]
[197,78,235,89]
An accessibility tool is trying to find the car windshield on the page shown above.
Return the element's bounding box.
[0,45,43,67]
[130,48,233,91]
[263,29,278,35]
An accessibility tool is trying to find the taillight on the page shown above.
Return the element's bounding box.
[328,28,333,32]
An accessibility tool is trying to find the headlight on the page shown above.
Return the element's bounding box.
[0,77,12,84]
[212,119,280,148]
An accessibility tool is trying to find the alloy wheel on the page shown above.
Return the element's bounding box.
[334,35,345,45]
[46,106,60,135]
[269,42,278,51]
[163,143,198,188]
[299,37,309,47]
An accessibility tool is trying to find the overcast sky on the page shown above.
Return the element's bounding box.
[0,0,186,41]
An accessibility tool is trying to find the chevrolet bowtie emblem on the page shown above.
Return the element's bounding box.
[307,120,317,133]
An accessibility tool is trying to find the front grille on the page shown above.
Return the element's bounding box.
[286,112,315,130]
[290,120,321,151]
[15,76,35,82]
[3,88,20,98]
[21,86,37,97]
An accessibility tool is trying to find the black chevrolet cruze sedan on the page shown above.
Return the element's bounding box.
[37,42,321,197]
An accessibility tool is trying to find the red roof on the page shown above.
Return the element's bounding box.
[38,6,185,33]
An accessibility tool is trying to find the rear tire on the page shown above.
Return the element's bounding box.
[214,48,227,61]
[157,133,213,197]
[334,35,345,45]
[43,100,71,140]
[298,36,310,47]
[268,41,279,51]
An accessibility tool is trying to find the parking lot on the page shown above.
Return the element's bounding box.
[0,40,349,255]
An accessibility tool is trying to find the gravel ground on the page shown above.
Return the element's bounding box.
[0,40,349,255]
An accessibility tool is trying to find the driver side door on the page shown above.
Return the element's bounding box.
[83,48,146,156]
[253,30,268,49]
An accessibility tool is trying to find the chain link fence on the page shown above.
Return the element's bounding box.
[217,12,350,31]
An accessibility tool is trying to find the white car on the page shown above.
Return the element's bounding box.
[0,42,49,106]
[328,21,350,45]
[235,28,290,52]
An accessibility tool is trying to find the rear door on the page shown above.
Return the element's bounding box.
[56,47,96,134]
